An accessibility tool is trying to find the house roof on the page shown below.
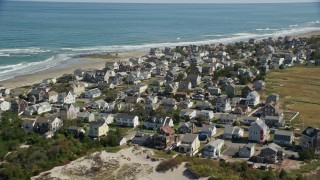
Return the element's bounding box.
[249,91,260,98]
[89,119,107,126]
[206,139,224,148]
[224,126,243,135]
[160,126,175,135]
[301,126,320,138]
[145,116,170,124]
[251,119,268,130]
[262,143,282,152]
[117,114,136,120]
[201,124,216,132]
[179,122,194,129]
[181,133,198,143]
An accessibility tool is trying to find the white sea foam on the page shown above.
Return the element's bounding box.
[202,34,224,37]
[0,47,49,55]
[0,53,10,57]
[0,54,71,81]
[256,28,278,31]
[59,26,320,55]
[308,20,320,24]
[289,25,299,27]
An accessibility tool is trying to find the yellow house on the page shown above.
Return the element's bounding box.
[88,119,109,138]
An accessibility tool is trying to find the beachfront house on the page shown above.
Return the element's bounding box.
[199,124,216,138]
[77,112,95,122]
[60,103,80,120]
[116,114,139,127]
[22,118,36,132]
[216,114,238,125]
[246,91,260,107]
[131,132,153,146]
[179,109,197,120]
[203,139,225,158]
[44,91,58,103]
[69,81,86,96]
[223,126,244,140]
[84,88,101,99]
[11,98,28,115]
[258,143,284,164]
[24,102,52,115]
[28,89,46,103]
[179,134,200,156]
[239,143,255,158]
[198,110,214,120]
[91,99,108,109]
[248,119,269,143]
[144,116,174,130]
[57,91,76,104]
[215,95,231,112]
[178,122,196,134]
[34,116,63,134]
[273,130,295,146]
[300,127,320,154]
[88,119,109,138]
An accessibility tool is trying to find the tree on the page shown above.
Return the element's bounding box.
[279,169,288,180]
[298,148,315,161]
[176,72,185,82]
[233,121,241,126]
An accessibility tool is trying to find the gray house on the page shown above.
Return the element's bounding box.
[263,115,285,128]
[216,114,238,125]
[274,130,295,146]
[248,119,269,143]
[199,124,216,138]
[144,116,174,130]
[77,112,95,122]
[300,127,320,154]
[239,143,255,158]
[178,122,196,134]
[258,143,284,164]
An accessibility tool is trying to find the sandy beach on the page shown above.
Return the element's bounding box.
[0,51,146,89]
[1,30,320,90]
[32,146,198,180]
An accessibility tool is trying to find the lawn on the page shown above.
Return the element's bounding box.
[264,66,320,127]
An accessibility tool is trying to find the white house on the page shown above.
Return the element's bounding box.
[179,109,197,120]
[198,110,214,120]
[0,100,11,111]
[144,116,174,130]
[248,119,269,143]
[24,102,52,115]
[91,99,108,109]
[203,139,225,158]
[223,126,244,139]
[116,114,139,127]
[179,134,201,156]
[246,91,260,107]
[200,124,216,138]
[84,88,101,99]
[216,95,231,112]
[57,91,76,104]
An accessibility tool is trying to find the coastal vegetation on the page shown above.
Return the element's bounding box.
[0,112,123,179]
[265,66,320,127]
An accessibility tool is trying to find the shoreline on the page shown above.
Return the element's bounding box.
[0,51,146,89]
[1,30,320,89]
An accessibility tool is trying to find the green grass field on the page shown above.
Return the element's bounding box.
[265,66,320,128]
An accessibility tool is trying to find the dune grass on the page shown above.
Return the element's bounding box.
[265,66,320,127]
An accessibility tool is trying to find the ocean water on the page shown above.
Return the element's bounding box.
[0,1,319,81]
